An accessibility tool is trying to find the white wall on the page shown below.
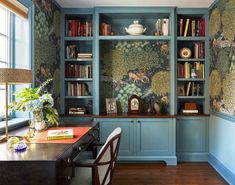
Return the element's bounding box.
[209,115,235,174]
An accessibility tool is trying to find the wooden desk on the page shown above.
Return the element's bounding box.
[0,122,99,185]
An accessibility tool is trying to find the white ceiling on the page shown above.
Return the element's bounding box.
[56,0,215,8]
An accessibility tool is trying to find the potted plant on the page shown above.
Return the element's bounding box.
[9,79,59,131]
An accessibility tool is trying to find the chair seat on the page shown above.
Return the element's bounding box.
[70,159,95,185]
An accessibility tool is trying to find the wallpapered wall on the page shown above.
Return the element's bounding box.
[34,0,61,111]
[209,0,235,116]
[100,40,170,114]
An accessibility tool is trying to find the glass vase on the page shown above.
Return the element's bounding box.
[32,111,47,131]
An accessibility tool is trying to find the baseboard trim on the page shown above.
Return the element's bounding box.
[208,154,235,185]
[177,153,208,162]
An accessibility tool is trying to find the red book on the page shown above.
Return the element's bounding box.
[71,20,76,37]
[74,82,77,96]
[200,19,205,36]
[181,64,184,78]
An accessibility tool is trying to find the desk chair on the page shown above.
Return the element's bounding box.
[72,127,122,185]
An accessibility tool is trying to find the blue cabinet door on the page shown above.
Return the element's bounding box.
[176,116,209,161]
[96,118,135,156]
[136,118,177,165]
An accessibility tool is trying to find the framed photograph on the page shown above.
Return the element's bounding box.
[177,85,185,96]
[106,98,117,114]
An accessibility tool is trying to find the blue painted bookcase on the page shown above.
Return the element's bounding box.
[60,7,210,164]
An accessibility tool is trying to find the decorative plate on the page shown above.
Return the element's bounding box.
[180,47,192,59]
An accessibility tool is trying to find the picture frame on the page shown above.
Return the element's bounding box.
[106,98,117,114]
[177,85,185,96]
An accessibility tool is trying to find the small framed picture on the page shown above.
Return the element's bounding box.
[106,98,117,114]
[177,85,185,96]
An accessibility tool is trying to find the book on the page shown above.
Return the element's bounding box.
[184,19,190,37]
[186,82,191,96]
[47,129,74,140]
[182,109,199,114]
[179,19,184,36]
[77,53,93,58]
[191,19,196,36]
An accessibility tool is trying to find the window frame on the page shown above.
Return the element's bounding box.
[0,0,34,134]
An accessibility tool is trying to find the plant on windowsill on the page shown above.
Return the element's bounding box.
[9,79,59,131]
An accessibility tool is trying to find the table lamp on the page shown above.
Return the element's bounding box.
[0,68,32,142]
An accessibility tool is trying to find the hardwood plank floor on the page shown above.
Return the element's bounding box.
[112,162,228,185]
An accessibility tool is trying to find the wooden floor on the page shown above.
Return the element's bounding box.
[112,162,228,185]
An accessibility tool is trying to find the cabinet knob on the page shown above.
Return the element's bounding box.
[65,175,71,181]
[137,120,141,123]
[131,120,134,123]
[67,157,71,164]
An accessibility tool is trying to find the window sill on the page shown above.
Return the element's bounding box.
[0,118,29,134]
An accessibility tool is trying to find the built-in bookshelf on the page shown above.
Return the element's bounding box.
[176,9,209,115]
[96,7,175,115]
[61,10,94,116]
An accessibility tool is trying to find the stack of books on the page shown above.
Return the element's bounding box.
[47,129,74,140]
[182,102,198,114]
[69,107,86,115]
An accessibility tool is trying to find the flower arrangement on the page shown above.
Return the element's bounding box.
[9,79,59,127]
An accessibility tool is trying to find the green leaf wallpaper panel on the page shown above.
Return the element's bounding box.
[209,0,235,116]
[100,40,170,114]
[34,0,61,111]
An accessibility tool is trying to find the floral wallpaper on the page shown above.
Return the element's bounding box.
[209,0,235,116]
[34,0,61,111]
[100,40,170,114]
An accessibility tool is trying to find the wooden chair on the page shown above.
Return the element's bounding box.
[71,127,122,185]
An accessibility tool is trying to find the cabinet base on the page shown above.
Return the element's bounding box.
[117,156,177,166]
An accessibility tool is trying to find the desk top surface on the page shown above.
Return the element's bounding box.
[0,121,97,162]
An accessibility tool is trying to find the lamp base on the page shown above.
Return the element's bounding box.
[0,135,7,143]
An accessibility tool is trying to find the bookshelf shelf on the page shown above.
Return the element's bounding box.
[64,58,92,62]
[98,35,171,40]
[65,78,93,81]
[177,58,205,62]
[178,96,205,99]
[64,37,93,41]
[65,96,93,99]
[177,36,205,41]
[177,78,205,82]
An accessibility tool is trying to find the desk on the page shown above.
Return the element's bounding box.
[0,122,99,185]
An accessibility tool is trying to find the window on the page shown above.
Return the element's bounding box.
[0,6,10,118]
[0,4,31,120]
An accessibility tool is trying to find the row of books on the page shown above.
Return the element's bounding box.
[178,18,205,37]
[194,42,205,59]
[100,22,112,36]
[155,18,169,36]
[178,62,204,79]
[65,64,92,78]
[185,82,203,96]
[65,19,92,37]
[66,45,93,59]
[66,82,91,96]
